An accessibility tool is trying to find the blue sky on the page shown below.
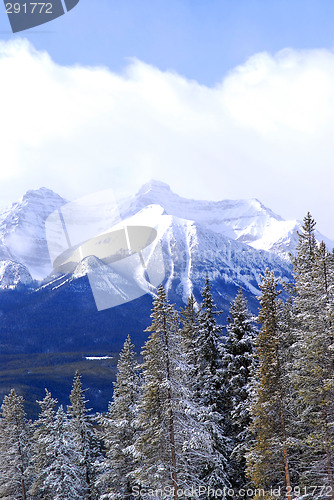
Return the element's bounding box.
[0,1,333,237]
[2,0,334,84]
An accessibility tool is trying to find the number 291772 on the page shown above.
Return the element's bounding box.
[6,3,53,14]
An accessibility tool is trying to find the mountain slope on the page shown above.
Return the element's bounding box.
[119,180,333,261]
[0,180,331,284]
[0,188,66,280]
[0,260,33,289]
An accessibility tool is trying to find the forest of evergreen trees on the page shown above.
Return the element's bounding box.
[0,213,334,500]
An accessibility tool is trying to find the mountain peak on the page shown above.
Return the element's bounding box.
[0,188,67,281]
[118,181,304,258]
[20,187,66,205]
[137,179,172,196]
[247,198,283,219]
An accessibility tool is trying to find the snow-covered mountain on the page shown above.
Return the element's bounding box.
[0,180,331,294]
[38,202,290,307]
[0,188,66,281]
[119,180,333,261]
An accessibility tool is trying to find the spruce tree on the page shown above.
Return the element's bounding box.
[179,294,198,369]
[246,269,293,500]
[291,214,334,491]
[192,277,231,496]
[29,389,58,499]
[222,288,256,489]
[42,405,85,499]
[97,335,139,499]
[134,285,181,500]
[68,371,100,500]
[0,389,30,500]
[177,293,214,491]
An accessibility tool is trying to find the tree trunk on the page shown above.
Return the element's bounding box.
[21,477,26,500]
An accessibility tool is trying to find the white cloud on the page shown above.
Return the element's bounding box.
[0,39,333,237]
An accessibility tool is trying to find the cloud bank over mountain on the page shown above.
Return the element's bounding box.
[0,39,332,236]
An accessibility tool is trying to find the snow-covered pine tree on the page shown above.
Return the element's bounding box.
[246,269,293,500]
[0,389,31,500]
[277,290,302,490]
[176,293,215,492]
[29,389,58,499]
[134,285,181,500]
[192,276,231,496]
[222,288,256,489]
[314,240,334,329]
[175,295,199,485]
[291,214,334,492]
[179,294,198,370]
[42,405,86,500]
[67,371,101,500]
[97,335,140,499]
[139,290,217,494]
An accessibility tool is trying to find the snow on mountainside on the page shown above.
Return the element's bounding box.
[119,180,333,261]
[0,260,33,289]
[40,202,291,304]
[0,188,66,280]
[0,181,331,290]
[119,180,284,241]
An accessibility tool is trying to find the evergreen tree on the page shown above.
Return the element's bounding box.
[97,335,139,499]
[291,214,334,491]
[314,240,334,327]
[179,294,198,371]
[68,371,100,500]
[192,277,231,496]
[134,285,181,500]
[29,389,58,499]
[42,405,85,499]
[222,288,256,489]
[246,269,293,500]
[177,293,214,492]
[0,389,30,500]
